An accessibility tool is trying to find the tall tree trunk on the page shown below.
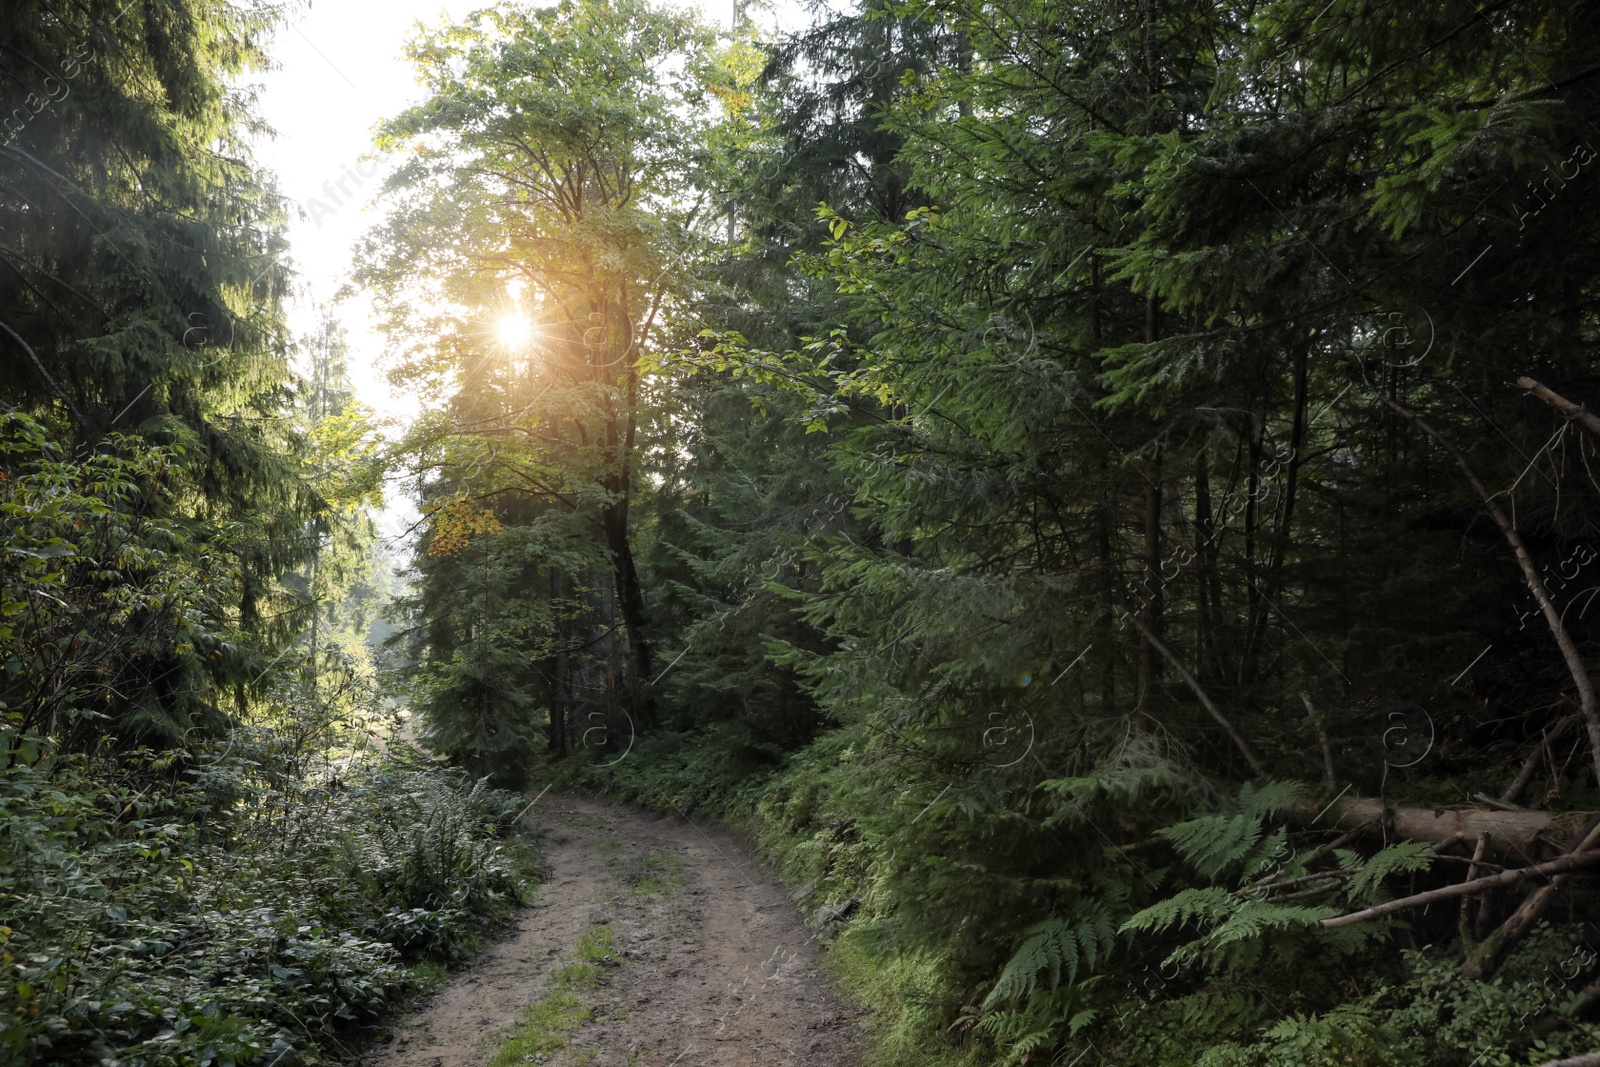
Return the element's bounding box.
[1244,342,1309,680]
[1194,452,1224,682]
[1137,294,1161,708]
[1138,457,1162,708]
[1099,488,1116,716]
[1239,426,1262,688]
[599,355,657,729]
[547,567,567,756]
[588,293,657,730]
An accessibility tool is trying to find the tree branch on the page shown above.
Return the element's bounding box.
[0,317,86,426]
[1303,693,1336,792]
[1123,614,1263,776]
[1502,714,1577,805]
[1321,831,1600,930]
[1463,815,1600,978]
[1515,376,1600,438]
[1459,831,1490,949]
[1375,390,1600,789]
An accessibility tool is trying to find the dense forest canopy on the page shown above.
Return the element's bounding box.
[8,0,1600,1063]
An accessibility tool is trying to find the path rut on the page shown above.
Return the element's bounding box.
[365,794,867,1067]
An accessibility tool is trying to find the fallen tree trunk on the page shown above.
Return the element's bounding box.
[1288,795,1591,855]
[1539,1052,1600,1067]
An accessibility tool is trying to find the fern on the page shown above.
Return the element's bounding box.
[1231,780,1308,818]
[1122,887,1237,937]
[1239,827,1293,883]
[970,979,1102,1066]
[1165,899,1340,972]
[1158,814,1264,880]
[1345,841,1436,905]
[1154,781,1308,881]
[983,911,1118,1009]
[1124,889,1339,975]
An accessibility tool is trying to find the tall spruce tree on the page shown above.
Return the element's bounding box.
[1,0,315,743]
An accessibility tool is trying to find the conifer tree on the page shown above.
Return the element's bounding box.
[1,0,315,742]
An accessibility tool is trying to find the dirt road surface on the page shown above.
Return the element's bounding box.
[365,794,867,1067]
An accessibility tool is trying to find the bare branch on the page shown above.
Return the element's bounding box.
[1123,614,1262,776]
[0,318,87,427]
[1515,376,1600,438]
[1375,390,1600,790]
[1322,821,1600,930]
[1302,693,1336,792]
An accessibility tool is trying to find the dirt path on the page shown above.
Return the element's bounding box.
[365,794,867,1067]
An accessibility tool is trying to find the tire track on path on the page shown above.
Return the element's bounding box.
[366,793,867,1067]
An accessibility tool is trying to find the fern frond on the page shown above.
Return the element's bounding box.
[1231,779,1307,818]
[1345,841,1436,904]
[1121,886,1236,936]
[982,912,1118,1009]
[1157,814,1262,880]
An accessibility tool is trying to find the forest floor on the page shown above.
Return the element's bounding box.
[364,794,868,1067]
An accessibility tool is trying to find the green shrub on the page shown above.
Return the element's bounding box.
[0,731,535,1066]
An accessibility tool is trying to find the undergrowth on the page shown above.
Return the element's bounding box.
[0,729,538,1067]
[546,726,1600,1066]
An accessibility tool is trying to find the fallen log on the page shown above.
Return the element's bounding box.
[1290,795,1591,856]
[1538,1052,1600,1067]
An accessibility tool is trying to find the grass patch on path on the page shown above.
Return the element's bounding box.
[627,850,686,898]
[488,925,617,1067]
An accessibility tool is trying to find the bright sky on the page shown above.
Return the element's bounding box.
[252,0,808,546]
[250,0,754,547]
[252,0,801,416]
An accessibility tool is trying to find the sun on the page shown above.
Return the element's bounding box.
[496,313,531,349]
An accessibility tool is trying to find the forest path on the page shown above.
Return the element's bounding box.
[365,793,867,1067]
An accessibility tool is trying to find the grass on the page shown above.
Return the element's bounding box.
[406,959,451,996]
[823,933,983,1067]
[628,851,686,897]
[488,924,617,1067]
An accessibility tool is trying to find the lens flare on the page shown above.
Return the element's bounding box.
[496,314,531,349]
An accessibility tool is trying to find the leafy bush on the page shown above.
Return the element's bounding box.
[0,730,535,1067]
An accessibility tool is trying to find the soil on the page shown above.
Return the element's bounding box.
[364,794,868,1067]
